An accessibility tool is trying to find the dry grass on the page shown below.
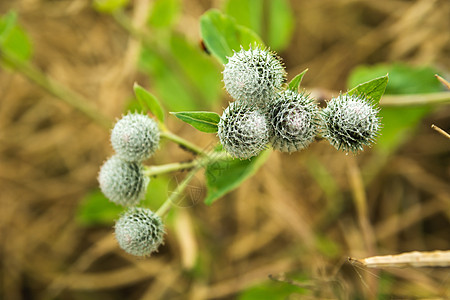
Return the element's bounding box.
[0,0,449,299]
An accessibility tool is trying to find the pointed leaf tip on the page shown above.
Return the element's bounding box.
[133,83,165,122]
[346,74,389,104]
[288,68,308,92]
[171,111,220,133]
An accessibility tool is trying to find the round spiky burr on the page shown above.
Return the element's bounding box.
[114,207,165,257]
[321,94,381,153]
[218,101,270,159]
[269,90,320,152]
[223,46,286,107]
[111,113,160,162]
[98,155,149,206]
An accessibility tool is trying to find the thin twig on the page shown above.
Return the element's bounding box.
[431,124,450,139]
[380,91,450,106]
[435,74,450,89]
[350,250,450,268]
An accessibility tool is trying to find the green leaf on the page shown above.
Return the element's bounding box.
[347,63,443,153]
[133,83,165,122]
[348,64,443,95]
[148,0,180,28]
[138,34,222,111]
[288,68,308,92]
[267,0,295,51]
[0,11,33,64]
[169,34,222,107]
[224,0,294,51]
[200,9,263,64]
[346,74,388,103]
[76,189,123,226]
[0,11,17,44]
[171,111,220,133]
[204,149,270,205]
[93,0,129,13]
[139,47,198,111]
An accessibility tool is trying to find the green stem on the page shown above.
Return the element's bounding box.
[144,160,197,177]
[160,130,206,155]
[155,165,201,217]
[0,49,112,129]
[380,92,450,106]
[155,148,229,217]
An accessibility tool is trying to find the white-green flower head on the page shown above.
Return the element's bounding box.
[114,207,165,257]
[223,46,286,107]
[269,90,320,152]
[98,155,149,206]
[218,101,270,159]
[321,94,381,153]
[111,113,160,162]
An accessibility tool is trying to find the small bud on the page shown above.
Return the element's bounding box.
[218,101,270,159]
[111,113,160,162]
[269,90,320,152]
[321,94,381,153]
[223,46,286,106]
[115,207,165,257]
[98,155,149,206]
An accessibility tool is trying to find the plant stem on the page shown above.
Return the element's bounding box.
[380,92,450,106]
[160,130,206,155]
[0,49,112,128]
[155,148,229,217]
[144,160,197,177]
[155,164,201,217]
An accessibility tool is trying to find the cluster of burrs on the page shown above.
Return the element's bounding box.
[219,46,381,159]
[98,113,165,256]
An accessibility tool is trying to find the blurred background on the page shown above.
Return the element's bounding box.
[0,0,449,299]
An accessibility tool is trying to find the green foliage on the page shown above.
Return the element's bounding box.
[287,68,308,92]
[204,150,270,205]
[139,34,221,111]
[170,111,220,133]
[348,64,443,95]
[315,235,341,259]
[223,0,294,51]
[348,63,443,153]
[169,34,222,106]
[0,11,32,64]
[346,74,388,103]
[77,176,169,226]
[133,83,165,122]
[238,274,308,300]
[148,0,180,28]
[76,189,123,226]
[93,0,129,13]
[199,9,263,64]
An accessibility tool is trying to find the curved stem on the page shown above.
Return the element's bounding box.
[155,164,202,217]
[155,147,229,217]
[0,49,112,129]
[160,130,206,156]
[144,160,197,177]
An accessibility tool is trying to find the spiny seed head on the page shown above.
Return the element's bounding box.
[223,46,286,107]
[114,207,165,257]
[98,155,149,206]
[218,101,270,159]
[321,94,381,153]
[111,113,160,162]
[269,90,320,152]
